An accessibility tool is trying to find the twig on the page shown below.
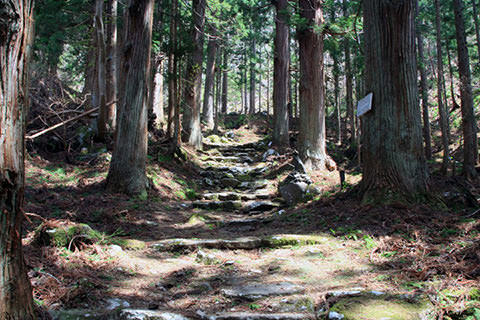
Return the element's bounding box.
[26,107,99,140]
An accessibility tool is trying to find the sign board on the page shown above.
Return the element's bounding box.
[357,92,373,117]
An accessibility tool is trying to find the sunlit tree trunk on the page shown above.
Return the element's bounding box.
[453,0,478,178]
[361,0,428,196]
[106,0,154,195]
[297,0,333,171]
[106,0,118,131]
[273,0,290,149]
[167,0,177,138]
[0,0,36,318]
[151,57,165,129]
[202,30,217,130]
[434,0,450,174]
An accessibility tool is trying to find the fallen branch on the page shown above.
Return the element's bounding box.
[26,107,99,140]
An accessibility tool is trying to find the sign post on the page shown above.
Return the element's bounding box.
[357,92,373,117]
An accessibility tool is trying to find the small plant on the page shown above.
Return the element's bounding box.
[249,303,261,310]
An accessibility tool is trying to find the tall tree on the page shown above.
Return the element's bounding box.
[272,0,290,149]
[221,50,228,113]
[167,0,178,138]
[343,0,355,144]
[106,0,154,195]
[471,0,480,64]
[249,38,256,114]
[434,0,450,174]
[183,0,206,149]
[106,0,118,131]
[453,0,478,179]
[95,0,108,141]
[151,57,165,129]
[416,23,432,160]
[0,0,36,318]
[297,0,333,170]
[202,29,218,130]
[361,0,428,196]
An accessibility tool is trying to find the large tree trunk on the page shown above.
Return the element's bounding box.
[361,0,428,196]
[297,0,333,171]
[249,39,256,114]
[95,0,108,141]
[202,30,217,130]
[416,29,432,160]
[151,58,165,129]
[183,0,206,149]
[343,0,355,144]
[471,0,480,64]
[272,0,290,149]
[453,0,478,179]
[221,50,228,114]
[330,8,342,145]
[214,49,221,132]
[167,0,177,138]
[106,0,154,195]
[0,0,36,318]
[434,0,450,174]
[106,0,118,131]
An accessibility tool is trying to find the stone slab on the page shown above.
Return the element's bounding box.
[221,282,305,300]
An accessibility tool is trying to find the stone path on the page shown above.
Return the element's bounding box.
[51,139,434,320]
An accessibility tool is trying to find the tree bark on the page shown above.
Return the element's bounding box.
[273,0,290,149]
[343,0,355,144]
[202,30,218,130]
[183,0,206,149]
[297,0,333,171]
[0,0,36,318]
[221,50,228,114]
[453,0,478,179]
[151,58,165,129]
[330,8,342,145]
[416,29,432,160]
[434,0,450,174]
[106,0,154,195]
[95,0,108,141]
[106,0,118,131]
[361,0,428,195]
[249,39,256,114]
[471,0,480,64]
[167,0,177,138]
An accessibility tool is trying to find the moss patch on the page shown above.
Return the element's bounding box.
[330,294,432,320]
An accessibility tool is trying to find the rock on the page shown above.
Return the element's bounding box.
[34,223,101,248]
[192,201,242,211]
[108,245,124,256]
[279,182,309,205]
[203,178,215,187]
[221,282,305,300]
[278,172,314,205]
[262,149,279,161]
[105,298,130,311]
[327,292,433,320]
[243,201,280,213]
[120,309,191,320]
[196,250,219,265]
[199,312,313,320]
[328,311,344,320]
[221,177,241,188]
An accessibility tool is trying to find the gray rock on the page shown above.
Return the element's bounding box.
[221,178,241,188]
[279,182,309,205]
[105,298,130,311]
[200,312,313,320]
[292,156,307,174]
[152,237,265,251]
[203,178,215,187]
[262,149,279,161]
[221,282,305,300]
[243,201,280,213]
[120,309,191,320]
[192,201,242,211]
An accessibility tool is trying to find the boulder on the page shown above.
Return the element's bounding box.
[278,172,315,205]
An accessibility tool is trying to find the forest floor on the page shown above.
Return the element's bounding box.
[23,115,480,320]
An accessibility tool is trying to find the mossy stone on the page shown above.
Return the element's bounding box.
[330,294,433,320]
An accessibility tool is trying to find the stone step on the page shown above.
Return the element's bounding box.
[202,191,272,201]
[192,200,243,211]
[198,312,313,320]
[51,308,190,320]
[221,282,305,300]
[151,234,326,252]
[202,156,255,164]
[192,200,280,213]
